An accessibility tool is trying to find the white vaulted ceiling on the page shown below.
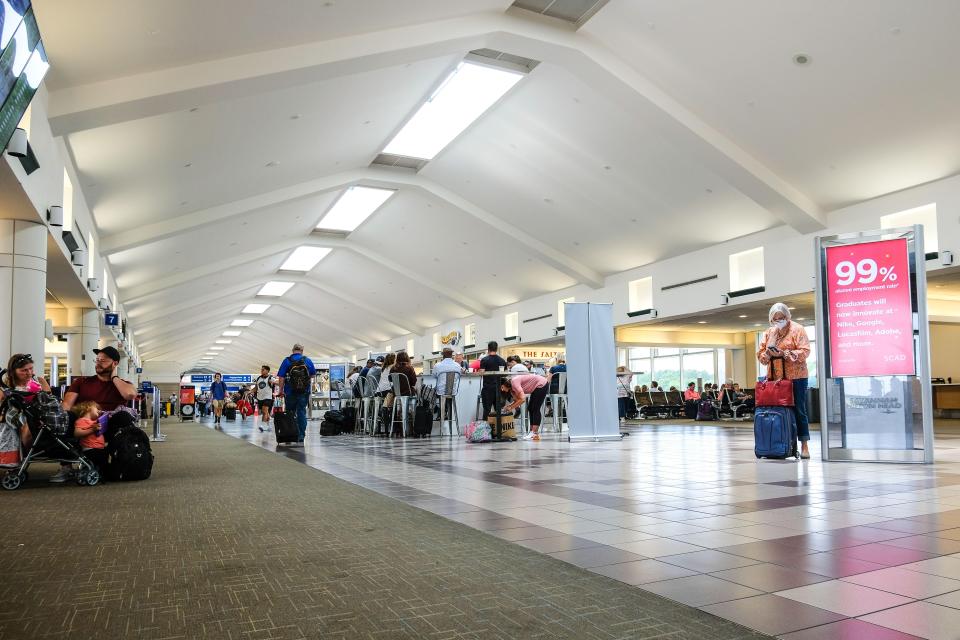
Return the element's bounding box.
[31,0,960,369]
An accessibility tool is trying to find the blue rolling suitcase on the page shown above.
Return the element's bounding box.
[754,406,799,459]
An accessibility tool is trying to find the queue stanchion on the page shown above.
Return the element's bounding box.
[151,386,166,442]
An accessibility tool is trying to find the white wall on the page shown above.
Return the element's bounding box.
[139,360,185,384]
[376,173,960,355]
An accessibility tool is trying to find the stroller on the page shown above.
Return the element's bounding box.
[0,390,101,490]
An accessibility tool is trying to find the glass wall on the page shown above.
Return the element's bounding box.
[618,347,724,389]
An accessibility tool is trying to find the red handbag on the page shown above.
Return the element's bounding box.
[755,357,794,407]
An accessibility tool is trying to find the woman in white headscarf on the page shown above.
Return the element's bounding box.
[757,302,812,458]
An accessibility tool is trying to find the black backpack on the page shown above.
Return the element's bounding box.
[286,358,311,394]
[107,426,154,481]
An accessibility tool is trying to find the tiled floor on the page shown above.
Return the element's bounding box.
[211,415,960,639]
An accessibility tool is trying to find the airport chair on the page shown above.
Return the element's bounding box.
[389,373,417,437]
[437,372,461,436]
[545,372,568,433]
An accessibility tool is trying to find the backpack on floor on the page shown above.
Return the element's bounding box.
[107,426,154,481]
[697,398,716,421]
[286,358,311,394]
[339,407,356,433]
[319,419,341,436]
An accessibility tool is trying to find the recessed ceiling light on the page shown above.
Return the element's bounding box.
[210,346,225,351]
[787,307,796,310]
[796,317,806,321]
[738,315,748,318]
[242,303,271,314]
[754,323,762,327]
[793,53,811,66]
[697,321,707,324]
[222,330,242,337]
[316,186,395,232]
[382,61,523,160]
[215,339,232,344]
[231,319,254,327]
[204,352,218,356]
[257,281,295,297]
[279,246,331,272]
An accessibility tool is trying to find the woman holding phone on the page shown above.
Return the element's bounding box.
[757,303,812,458]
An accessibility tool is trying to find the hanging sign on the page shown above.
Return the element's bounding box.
[191,375,212,383]
[104,313,119,326]
[222,374,252,383]
[825,238,915,377]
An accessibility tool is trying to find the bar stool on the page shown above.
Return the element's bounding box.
[357,376,378,435]
[389,373,417,437]
[438,371,461,436]
[546,373,568,433]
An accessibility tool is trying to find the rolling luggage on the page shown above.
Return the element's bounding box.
[273,399,299,444]
[412,405,432,438]
[340,406,357,433]
[684,400,698,419]
[223,405,237,421]
[754,406,799,459]
[754,356,798,459]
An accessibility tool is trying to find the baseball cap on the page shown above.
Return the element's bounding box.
[93,346,121,362]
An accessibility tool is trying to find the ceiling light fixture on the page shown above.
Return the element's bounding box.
[257,281,295,297]
[793,53,811,66]
[738,315,748,318]
[210,346,225,351]
[204,352,218,356]
[697,321,707,324]
[242,303,271,314]
[279,246,331,272]
[316,186,395,232]
[222,330,242,337]
[231,319,254,327]
[382,61,523,160]
[215,339,232,344]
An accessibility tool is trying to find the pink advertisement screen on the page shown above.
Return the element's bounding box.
[825,238,915,378]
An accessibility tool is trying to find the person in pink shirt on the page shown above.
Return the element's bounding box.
[499,373,549,441]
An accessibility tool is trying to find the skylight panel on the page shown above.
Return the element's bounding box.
[257,281,295,297]
[382,61,523,160]
[222,331,242,337]
[316,186,395,232]
[231,319,254,327]
[279,246,331,272]
[242,303,271,314]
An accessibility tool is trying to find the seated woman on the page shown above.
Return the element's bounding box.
[391,351,417,397]
[375,353,398,406]
[0,353,51,450]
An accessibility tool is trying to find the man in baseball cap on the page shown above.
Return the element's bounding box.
[54,346,135,483]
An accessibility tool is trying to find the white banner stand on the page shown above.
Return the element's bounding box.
[565,302,622,442]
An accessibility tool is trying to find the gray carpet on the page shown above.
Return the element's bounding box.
[0,421,770,639]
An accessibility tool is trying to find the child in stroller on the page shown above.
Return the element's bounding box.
[1,389,102,490]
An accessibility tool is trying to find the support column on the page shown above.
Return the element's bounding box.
[119,354,129,378]
[67,307,99,377]
[0,220,47,362]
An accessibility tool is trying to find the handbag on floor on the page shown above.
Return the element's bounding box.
[464,421,491,443]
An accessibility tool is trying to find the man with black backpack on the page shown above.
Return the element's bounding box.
[277,343,316,445]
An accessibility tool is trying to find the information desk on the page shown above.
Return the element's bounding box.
[933,384,960,411]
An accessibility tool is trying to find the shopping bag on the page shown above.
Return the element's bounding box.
[464,421,491,443]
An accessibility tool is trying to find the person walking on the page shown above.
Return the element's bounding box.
[209,373,228,427]
[254,365,275,432]
[757,302,812,459]
[277,344,316,445]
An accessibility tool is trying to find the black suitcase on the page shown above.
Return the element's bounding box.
[223,407,237,421]
[412,405,432,438]
[273,409,299,444]
[684,400,698,419]
[696,398,716,421]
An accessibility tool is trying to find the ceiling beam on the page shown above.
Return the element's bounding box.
[317,235,491,318]
[262,301,380,348]
[102,166,605,288]
[100,169,367,256]
[145,321,344,362]
[45,13,494,135]
[57,11,822,233]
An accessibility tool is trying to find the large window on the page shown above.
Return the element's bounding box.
[619,347,723,389]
